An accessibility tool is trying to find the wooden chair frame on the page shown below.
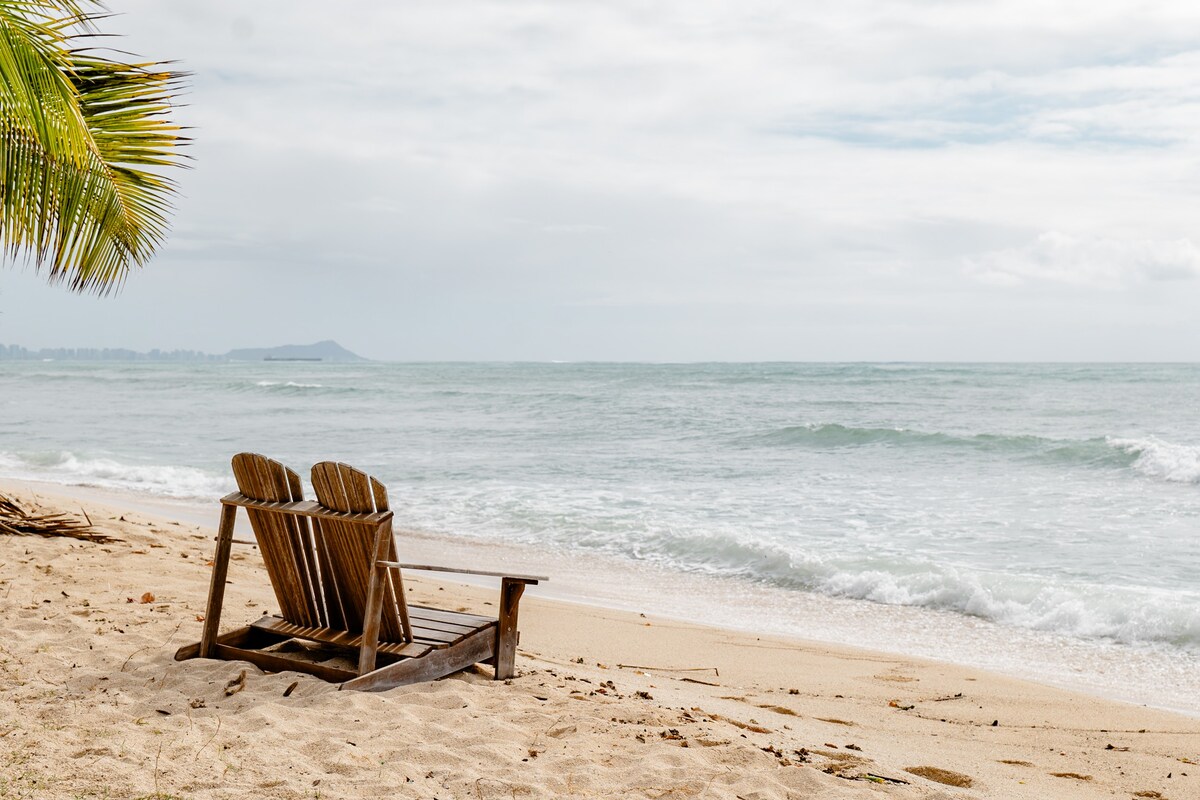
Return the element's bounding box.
[176,490,544,691]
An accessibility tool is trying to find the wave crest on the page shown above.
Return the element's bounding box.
[745,424,1200,484]
[814,563,1200,648]
[1107,436,1200,484]
[745,423,1099,455]
[595,526,1200,649]
[228,380,359,396]
[0,450,229,499]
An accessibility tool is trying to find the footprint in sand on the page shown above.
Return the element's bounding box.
[71,747,115,759]
[904,766,974,788]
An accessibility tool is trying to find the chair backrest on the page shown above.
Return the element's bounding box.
[230,452,341,629]
[310,461,408,643]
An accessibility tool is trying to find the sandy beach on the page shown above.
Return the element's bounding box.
[1,480,1196,800]
[4,0,1199,796]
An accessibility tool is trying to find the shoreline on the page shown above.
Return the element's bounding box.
[4,476,1198,719]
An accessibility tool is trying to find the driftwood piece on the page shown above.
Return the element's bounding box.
[0,494,118,543]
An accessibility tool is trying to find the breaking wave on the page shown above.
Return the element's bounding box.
[226,380,360,395]
[1107,436,1200,484]
[0,450,229,499]
[743,424,1200,482]
[557,524,1200,650]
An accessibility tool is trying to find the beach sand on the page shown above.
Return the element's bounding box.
[0,481,1196,799]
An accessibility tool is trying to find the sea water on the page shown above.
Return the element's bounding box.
[1,361,1197,711]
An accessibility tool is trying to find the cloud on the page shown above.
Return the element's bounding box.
[4,1,1200,360]
[965,232,1200,288]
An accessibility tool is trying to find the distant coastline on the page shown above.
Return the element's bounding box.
[0,339,365,363]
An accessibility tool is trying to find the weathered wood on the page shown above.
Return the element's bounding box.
[220,492,393,525]
[409,605,495,627]
[314,527,347,631]
[339,626,498,692]
[405,615,482,636]
[310,462,404,643]
[184,454,542,691]
[177,624,286,661]
[174,641,201,661]
[385,564,414,644]
[233,454,318,628]
[380,562,545,583]
[212,644,357,683]
[284,467,326,627]
[198,502,237,659]
[248,617,432,658]
[407,623,473,646]
[495,578,527,680]
[357,521,393,675]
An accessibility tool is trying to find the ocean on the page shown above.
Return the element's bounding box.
[2,361,1197,712]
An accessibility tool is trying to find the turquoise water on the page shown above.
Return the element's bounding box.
[2,361,1198,708]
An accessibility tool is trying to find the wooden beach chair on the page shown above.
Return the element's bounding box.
[175,453,544,690]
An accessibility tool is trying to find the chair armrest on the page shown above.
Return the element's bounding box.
[377,561,546,584]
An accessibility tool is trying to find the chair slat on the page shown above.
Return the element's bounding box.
[409,605,495,628]
[370,477,388,512]
[311,462,405,642]
[232,453,323,628]
[249,616,437,658]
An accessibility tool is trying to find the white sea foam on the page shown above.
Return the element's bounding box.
[1108,435,1200,483]
[254,380,324,389]
[814,562,1200,648]
[0,450,229,499]
[402,485,1200,651]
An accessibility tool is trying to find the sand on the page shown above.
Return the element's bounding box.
[0,481,1196,799]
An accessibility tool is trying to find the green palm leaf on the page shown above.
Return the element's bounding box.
[0,1,187,294]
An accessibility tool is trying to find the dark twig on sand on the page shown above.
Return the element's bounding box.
[617,664,720,676]
[0,494,119,543]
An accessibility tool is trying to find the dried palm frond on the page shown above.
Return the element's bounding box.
[0,493,118,542]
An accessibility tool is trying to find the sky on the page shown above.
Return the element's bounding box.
[3,0,1200,361]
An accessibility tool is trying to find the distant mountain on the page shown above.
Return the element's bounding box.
[225,340,366,362]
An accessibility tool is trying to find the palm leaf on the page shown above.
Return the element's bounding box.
[0,1,187,294]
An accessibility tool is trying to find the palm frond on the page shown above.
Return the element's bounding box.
[0,491,119,543]
[0,1,187,294]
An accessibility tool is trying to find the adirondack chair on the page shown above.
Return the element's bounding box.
[175,453,544,690]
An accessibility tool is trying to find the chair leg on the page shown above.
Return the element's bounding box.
[199,503,237,658]
[357,521,392,675]
[494,578,527,679]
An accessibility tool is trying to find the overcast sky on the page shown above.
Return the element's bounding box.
[3,0,1200,361]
